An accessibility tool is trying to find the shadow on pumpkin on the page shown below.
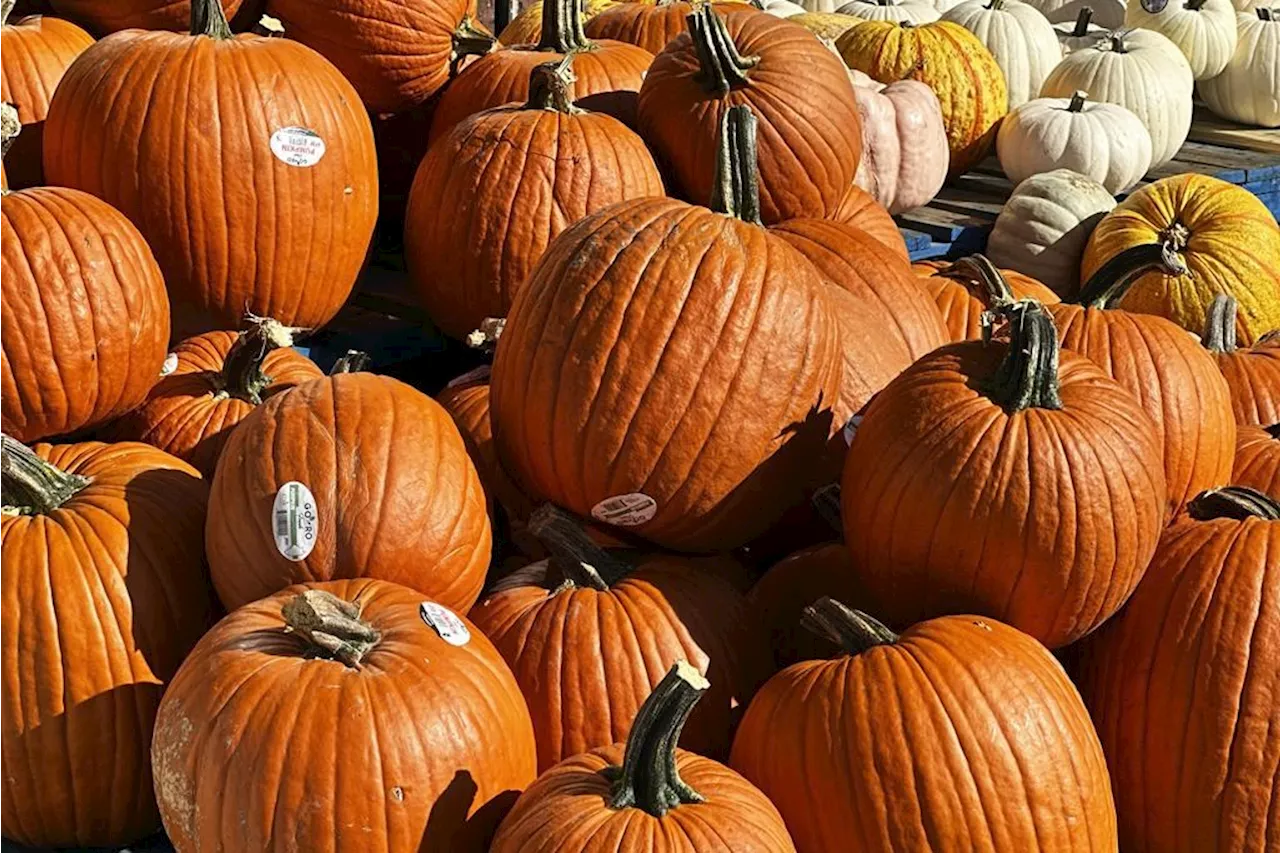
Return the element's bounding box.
[421,770,520,853]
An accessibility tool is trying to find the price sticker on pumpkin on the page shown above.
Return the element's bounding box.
[842,414,864,447]
[591,492,657,527]
[420,602,470,646]
[160,353,179,376]
[269,127,326,168]
[272,481,318,561]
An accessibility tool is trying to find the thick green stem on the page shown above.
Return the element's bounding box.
[329,350,370,375]
[282,590,381,668]
[983,301,1064,412]
[528,504,632,591]
[526,56,581,113]
[1075,242,1187,309]
[941,254,1017,309]
[1187,487,1280,521]
[1,435,91,516]
[801,597,898,654]
[709,105,763,225]
[1070,7,1093,34]
[812,483,842,535]
[1203,294,1237,353]
[688,5,759,94]
[219,316,301,404]
[604,661,709,816]
[452,15,496,73]
[191,0,233,39]
[537,0,590,53]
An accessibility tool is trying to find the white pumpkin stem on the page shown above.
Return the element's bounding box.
[1067,90,1088,112]
[1070,6,1093,34]
[1257,7,1273,20]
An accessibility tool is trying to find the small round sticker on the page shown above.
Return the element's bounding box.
[420,602,470,646]
[270,127,326,168]
[160,353,179,376]
[272,481,318,561]
[842,414,864,447]
[591,493,657,527]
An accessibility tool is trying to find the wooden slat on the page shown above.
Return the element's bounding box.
[1187,107,1280,154]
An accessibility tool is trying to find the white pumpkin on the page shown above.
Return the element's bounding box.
[1125,0,1239,79]
[985,169,1117,297]
[942,0,1064,107]
[1054,6,1108,52]
[1232,0,1260,9]
[1040,28,1194,166]
[852,79,951,212]
[753,0,810,15]
[1023,0,1126,26]
[799,0,845,12]
[1198,8,1280,126]
[925,0,969,10]
[836,0,942,21]
[997,91,1153,193]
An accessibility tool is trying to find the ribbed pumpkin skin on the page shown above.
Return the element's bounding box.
[1074,506,1279,853]
[2,187,168,443]
[830,183,911,259]
[837,20,1009,179]
[841,340,1167,648]
[583,0,741,53]
[749,544,864,668]
[731,615,1118,852]
[1213,335,1280,426]
[490,197,842,553]
[470,557,773,771]
[0,14,93,188]
[429,42,654,144]
[500,0,624,44]
[1,442,215,849]
[437,375,530,521]
[43,30,378,339]
[1051,304,1236,516]
[264,0,471,112]
[105,331,324,478]
[1081,174,1280,343]
[152,578,537,853]
[1232,425,1280,498]
[639,9,863,224]
[912,259,1060,342]
[48,0,243,32]
[206,373,491,614]
[492,743,796,852]
[405,100,664,340]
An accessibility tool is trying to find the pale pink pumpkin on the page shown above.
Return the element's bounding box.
[851,75,950,214]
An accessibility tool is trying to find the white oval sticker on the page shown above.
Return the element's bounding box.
[419,602,470,646]
[272,481,318,561]
[591,492,657,527]
[270,127,326,168]
[842,414,864,447]
[160,353,179,376]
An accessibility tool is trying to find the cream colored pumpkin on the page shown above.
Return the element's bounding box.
[1198,8,1280,126]
[1041,28,1194,167]
[1126,0,1239,79]
[986,169,1116,297]
[798,0,846,11]
[836,0,943,21]
[1054,6,1107,52]
[998,91,1153,193]
[852,79,951,212]
[754,0,810,15]
[943,0,1064,106]
[1024,0,1126,25]
[926,0,968,9]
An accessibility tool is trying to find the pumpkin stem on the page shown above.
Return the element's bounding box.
[1070,6,1093,34]
[1185,0,1208,10]
[1075,242,1188,309]
[983,301,1064,412]
[1265,424,1280,439]
[190,0,233,39]
[709,105,763,225]
[1203,294,1237,353]
[253,14,285,36]
[1259,7,1274,20]
[812,483,843,535]
[526,55,582,113]
[451,15,496,75]
[0,102,18,185]
[0,0,14,26]
[1067,90,1088,112]
[219,315,304,405]
[1108,31,1130,52]
[528,504,631,591]
[940,254,1017,309]
[1187,487,1280,521]
[801,597,898,654]
[537,0,590,53]
[282,590,381,668]
[329,350,370,375]
[1,435,91,516]
[986,0,1006,8]
[688,5,759,94]
[465,317,506,353]
[603,661,709,816]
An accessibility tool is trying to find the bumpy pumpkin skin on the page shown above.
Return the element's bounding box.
[639,8,863,224]
[490,198,841,553]
[841,329,1167,648]
[48,0,243,33]
[152,578,537,853]
[1081,174,1280,344]
[1,442,215,849]
[43,25,378,339]
[206,373,492,614]
[105,330,324,478]
[1232,424,1280,498]
[1213,335,1280,426]
[731,614,1118,852]
[2,187,169,443]
[405,80,665,341]
[829,183,911,259]
[837,20,1008,179]
[913,258,1060,342]
[0,13,93,188]
[1074,495,1280,853]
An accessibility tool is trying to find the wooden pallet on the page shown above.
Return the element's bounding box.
[1188,106,1280,155]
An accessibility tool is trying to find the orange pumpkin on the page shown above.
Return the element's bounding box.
[1202,294,1280,426]
[1233,424,1280,499]
[0,8,92,188]
[830,183,910,260]
[491,662,797,852]
[152,580,537,852]
[1,438,215,848]
[583,0,743,54]
[42,0,378,338]
[639,6,862,224]
[730,599,1118,852]
[912,254,1061,342]
[48,0,244,32]
[205,372,492,614]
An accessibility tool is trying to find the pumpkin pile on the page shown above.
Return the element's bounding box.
[3,0,1280,850]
